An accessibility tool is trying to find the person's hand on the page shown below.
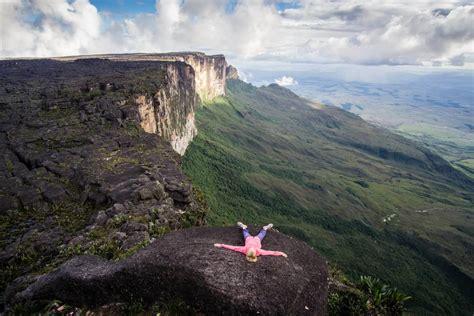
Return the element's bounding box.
[214,243,222,248]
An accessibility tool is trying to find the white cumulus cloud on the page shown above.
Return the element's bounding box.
[275,76,298,86]
[1,0,101,57]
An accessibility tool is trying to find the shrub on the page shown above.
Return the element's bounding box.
[329,273,411,315]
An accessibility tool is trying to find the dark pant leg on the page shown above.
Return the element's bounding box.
[242,228,251,239]
[257,229,267,241]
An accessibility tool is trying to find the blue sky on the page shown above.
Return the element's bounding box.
[91,0,157,15]
[90,0,302,15]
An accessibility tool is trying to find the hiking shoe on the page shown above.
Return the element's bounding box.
[237,222,248,230]
[263,223,273,231]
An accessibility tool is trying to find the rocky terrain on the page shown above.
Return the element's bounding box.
[6,226,328,315]
[0,57,212,310]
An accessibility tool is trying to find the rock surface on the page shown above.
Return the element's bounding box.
[226,65,240,80]
[7,226,328,315]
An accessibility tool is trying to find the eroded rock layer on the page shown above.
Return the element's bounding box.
[146,52,227,101]
[134,62,198,154]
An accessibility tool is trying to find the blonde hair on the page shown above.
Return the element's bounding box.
[246,248,257,263]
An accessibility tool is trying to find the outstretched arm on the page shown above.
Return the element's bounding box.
[259,249,288,257]
[214,243,247,254]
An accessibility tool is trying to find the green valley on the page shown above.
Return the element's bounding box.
[183,80,474,315]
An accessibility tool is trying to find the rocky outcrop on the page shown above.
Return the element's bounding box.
[7,226,328,315]
[149,52,227,102]
[226,65,239,80]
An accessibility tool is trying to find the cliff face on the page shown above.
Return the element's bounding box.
[150,52,227,102]
[55,52,228,154]
[135,62,198,155]
[226,65,239,80]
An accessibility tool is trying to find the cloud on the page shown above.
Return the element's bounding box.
[238,70,254,83]
[1,0,473,67]
[275,75,298,86]
[1,0,101,57]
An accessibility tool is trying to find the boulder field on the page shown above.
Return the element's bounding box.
[7,226,328,315]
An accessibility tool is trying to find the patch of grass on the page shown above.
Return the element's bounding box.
[101,155,141,172]
[51,202,95,234]
[4,158,14,173]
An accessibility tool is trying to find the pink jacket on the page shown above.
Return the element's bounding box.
[219,236,286,257]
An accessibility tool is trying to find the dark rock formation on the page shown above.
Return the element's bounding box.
[7,226,328,315]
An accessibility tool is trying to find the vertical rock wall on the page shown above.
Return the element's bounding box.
[179,53,227,101]
[145,52,227,102]
[137,62,198,155]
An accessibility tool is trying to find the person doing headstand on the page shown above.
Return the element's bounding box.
[214,222,288,262]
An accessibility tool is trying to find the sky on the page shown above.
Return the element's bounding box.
[1,0,474,69]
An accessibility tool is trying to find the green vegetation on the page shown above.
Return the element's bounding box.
[183,80,474,315]
[0,200,97,293]
[397,123,473,148]
[395,123,474,179]
[329,270,412,316]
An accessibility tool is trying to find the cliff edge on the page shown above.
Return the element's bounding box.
[7,226,329,315]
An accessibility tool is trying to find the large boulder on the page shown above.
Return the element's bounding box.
[7,226,328,315]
